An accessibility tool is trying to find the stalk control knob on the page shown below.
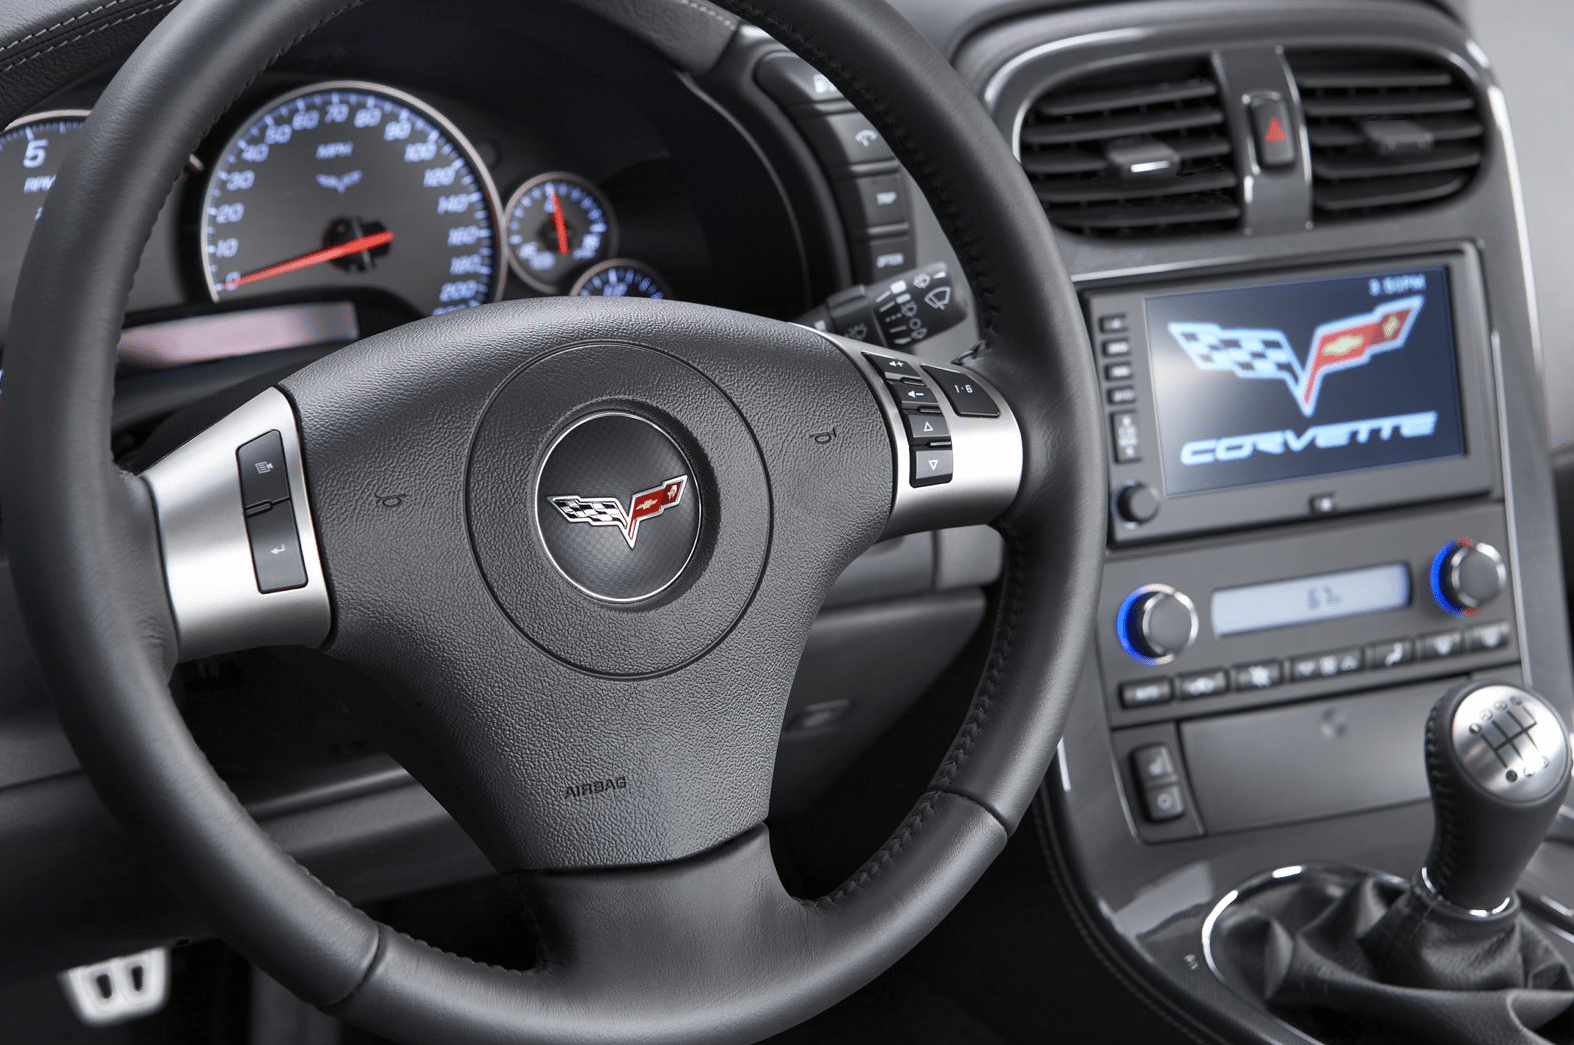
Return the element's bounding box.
[1116,584,1198,665]
[1431,539,1506,617]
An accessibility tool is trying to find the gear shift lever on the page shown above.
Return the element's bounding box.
[1420,681,1571,913]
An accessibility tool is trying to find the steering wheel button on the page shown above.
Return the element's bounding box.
[854,234,915,284]
[834,173,910,229]
[754,53,846,110]
[892,382,939,410]
[236,430,292,510]
[243,503,307,593]
[923,365,1000,418]
[902,411,950,445]
[910,448,953,487]
[802,113,896,170]
[863,352,918,379]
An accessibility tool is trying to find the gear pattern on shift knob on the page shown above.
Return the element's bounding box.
[1450,685,1569,802]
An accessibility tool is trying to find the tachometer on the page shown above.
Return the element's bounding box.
[503,172,616,293]
[0,110,89,345]
[199,81,502,316]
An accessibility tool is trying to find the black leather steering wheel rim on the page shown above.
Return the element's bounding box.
[0,0,1104,1041]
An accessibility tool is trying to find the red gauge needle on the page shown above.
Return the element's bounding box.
[223,229,395,289]
[549,184,570,256]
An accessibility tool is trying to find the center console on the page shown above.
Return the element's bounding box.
[1087,248,1525,845]
[956,1,1574,1042]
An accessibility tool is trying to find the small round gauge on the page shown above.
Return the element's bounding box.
[570,259,670,300]
[199,81,502,316]
[504,172,616,293]
[0,110,89,345]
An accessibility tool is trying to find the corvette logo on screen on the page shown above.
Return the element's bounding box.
[1168,295,1424,417]
[549,475,688,550]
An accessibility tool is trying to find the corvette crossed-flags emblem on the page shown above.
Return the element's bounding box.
[549,475,688,550]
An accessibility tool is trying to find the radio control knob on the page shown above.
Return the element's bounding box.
[1116,584,1199,665]
[1431,539,1506,616]
[1115,482,1160,525]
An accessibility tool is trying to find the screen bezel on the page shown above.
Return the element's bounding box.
[1088,248,1497,545]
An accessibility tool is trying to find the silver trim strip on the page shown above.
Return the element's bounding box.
[1492,332,1534,686]
[118,301,358,368]
[142,388,331,660]
[810,331,1023,537]
[1487,85,1545,385]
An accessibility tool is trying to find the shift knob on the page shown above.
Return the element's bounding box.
[1421,681,1571,913]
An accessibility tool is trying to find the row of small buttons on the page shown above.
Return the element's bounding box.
[1130,742,1186,822]
[236,431,308,594]
[865,354,952,487]
[755,54,914,282]
[1093,313,1143,464]
[1119,620,1514,708]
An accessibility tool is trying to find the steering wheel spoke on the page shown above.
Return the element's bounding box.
[140,387,332,661]
[812,332,1022,538]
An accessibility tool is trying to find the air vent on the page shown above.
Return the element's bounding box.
[1017,58,1240,236]
[1290,51,1484,218]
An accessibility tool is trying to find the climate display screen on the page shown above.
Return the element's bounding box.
[1145,266,1466,496]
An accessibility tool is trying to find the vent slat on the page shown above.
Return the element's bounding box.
[1301,92,1475,118]
[1019,107,1224,146]
[1016,57,1240,237]
[1047,200,1243,232]
[1019,150,1110,176]
[1311,144,1482,181]
[1035,169,1238,205]
[1313,171,1469,213]
[1033,78,1217,117]
[1291,49,1483,220]
[1293,69,1454,90]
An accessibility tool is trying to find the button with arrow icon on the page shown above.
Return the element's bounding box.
[910,448,953,488]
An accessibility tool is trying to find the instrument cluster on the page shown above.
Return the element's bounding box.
[0,71,689,372]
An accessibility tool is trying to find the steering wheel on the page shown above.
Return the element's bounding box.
[1,0,1102,1041]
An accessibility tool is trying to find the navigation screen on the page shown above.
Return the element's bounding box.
[1145,265,1465,496]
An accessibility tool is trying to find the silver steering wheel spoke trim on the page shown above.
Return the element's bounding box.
[141,387,331,660]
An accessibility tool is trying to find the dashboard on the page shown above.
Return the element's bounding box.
[1,0,1573,1043]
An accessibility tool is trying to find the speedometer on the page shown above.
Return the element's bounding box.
[199,81,502,316]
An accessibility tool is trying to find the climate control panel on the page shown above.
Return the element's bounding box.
[1099,503,1518,727]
